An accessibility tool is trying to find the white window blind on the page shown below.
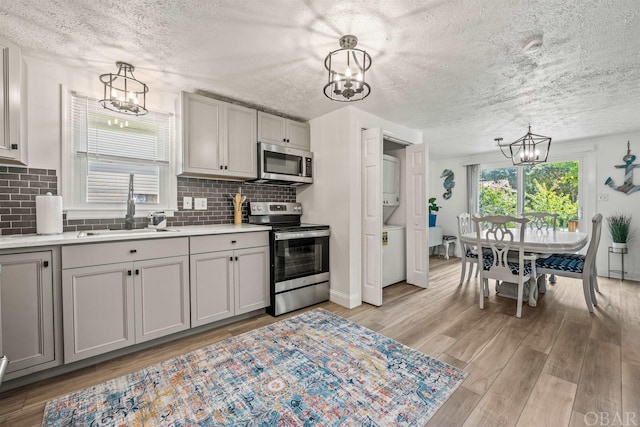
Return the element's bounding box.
[69,93,172,207]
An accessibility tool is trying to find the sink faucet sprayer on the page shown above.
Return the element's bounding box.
[125,173,135,230]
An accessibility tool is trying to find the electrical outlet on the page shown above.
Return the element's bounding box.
[598,194,609,201]
[194,197,207,210]
[183,196,193,209]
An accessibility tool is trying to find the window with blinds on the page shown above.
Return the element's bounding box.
[69,93,173,209]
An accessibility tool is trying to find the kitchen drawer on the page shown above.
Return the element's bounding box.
[62,237,189,269]
[190,232,269,254]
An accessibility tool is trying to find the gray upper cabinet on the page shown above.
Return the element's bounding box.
[257,111,310,151]
[0,37,26,165]
[0,251,56,378]
[179,92,257,179]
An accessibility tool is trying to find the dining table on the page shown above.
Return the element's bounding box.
[459,228,589,306]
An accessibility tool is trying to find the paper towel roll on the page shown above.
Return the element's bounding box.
[36,192,63,235]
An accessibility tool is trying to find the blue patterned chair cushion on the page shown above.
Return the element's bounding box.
[482,254,533,276]
[536,253,585,273]
[467,248,492,258]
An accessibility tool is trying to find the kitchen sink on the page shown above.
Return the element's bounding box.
[76,228,180,238]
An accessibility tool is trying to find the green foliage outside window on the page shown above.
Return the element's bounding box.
[479,161,579,230]
[525,161,578,229]
[479,186,517,216]
[526,180,578,228]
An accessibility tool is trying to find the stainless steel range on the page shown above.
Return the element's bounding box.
[249,202,330,316]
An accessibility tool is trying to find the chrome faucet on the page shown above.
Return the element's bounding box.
[125,173,135,230]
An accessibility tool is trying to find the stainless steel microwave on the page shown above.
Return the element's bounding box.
[254,142,313,185]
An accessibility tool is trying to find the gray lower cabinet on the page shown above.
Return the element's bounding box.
[61,262,135,362]
[234,246,270,315]
[62,238,190,363]
[190,250,234,325]
[190,232,269,327]
[0,251,55,376]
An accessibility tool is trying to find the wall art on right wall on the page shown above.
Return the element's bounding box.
[604,141,640,195]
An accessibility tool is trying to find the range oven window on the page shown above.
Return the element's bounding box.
[274,235,329,282]
[264,151,302,177]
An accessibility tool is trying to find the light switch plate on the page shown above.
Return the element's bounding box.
[194,197,207,210]
[183,196,192,209]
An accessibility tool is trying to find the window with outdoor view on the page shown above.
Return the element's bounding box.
[524,161,579,229]
[479,166,517,216]
[479,160,580,230]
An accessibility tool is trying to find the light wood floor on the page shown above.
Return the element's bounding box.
[1,256,639,426]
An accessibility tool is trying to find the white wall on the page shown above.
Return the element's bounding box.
[593,132,640,281]
[430,131,640,281]
[298,106,422,308]
[297,108,353,307]
[429,161,467,256]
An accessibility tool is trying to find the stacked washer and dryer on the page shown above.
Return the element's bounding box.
[382,154,406,287]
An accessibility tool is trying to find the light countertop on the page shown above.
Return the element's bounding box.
[0,224,271,250]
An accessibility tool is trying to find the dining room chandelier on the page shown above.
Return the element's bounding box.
[496,125,552,166]
[99,62,148,116]
[323,35,372,102]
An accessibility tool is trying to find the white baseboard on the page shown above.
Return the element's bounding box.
[330,289,361,308]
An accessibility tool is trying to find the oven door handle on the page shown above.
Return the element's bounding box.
[274,229,331,240]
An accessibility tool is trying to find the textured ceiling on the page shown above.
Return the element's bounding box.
[1,0,639,159]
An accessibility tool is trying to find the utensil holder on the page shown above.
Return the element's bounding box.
[234,209,242,225]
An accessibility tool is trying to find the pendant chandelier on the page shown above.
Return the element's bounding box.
[99,62,148,116]
[496,125,552,166]
[323,35,372,102]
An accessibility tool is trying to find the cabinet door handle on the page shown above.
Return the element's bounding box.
[231,240,237,244]
[135,269,139,275]
[235,256,238,261]
[224,165,228,170]
[11,144,18,150]
[128,270,132,276]
[43,261,49,267]
[220,165,224,169]
[229,256,233,261]
[130,249,137,253]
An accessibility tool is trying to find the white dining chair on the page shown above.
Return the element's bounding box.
[457,213,479,284]
[535,213,603,312]
[472,215,535,318]
[524,212,558,231]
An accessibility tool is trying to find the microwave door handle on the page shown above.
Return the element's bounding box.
[299,157,303,176]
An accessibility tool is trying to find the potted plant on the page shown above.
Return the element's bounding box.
[606,213,633,249]
[428,197,441,227]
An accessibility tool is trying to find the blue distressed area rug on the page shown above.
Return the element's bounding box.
[43,308,467,426]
